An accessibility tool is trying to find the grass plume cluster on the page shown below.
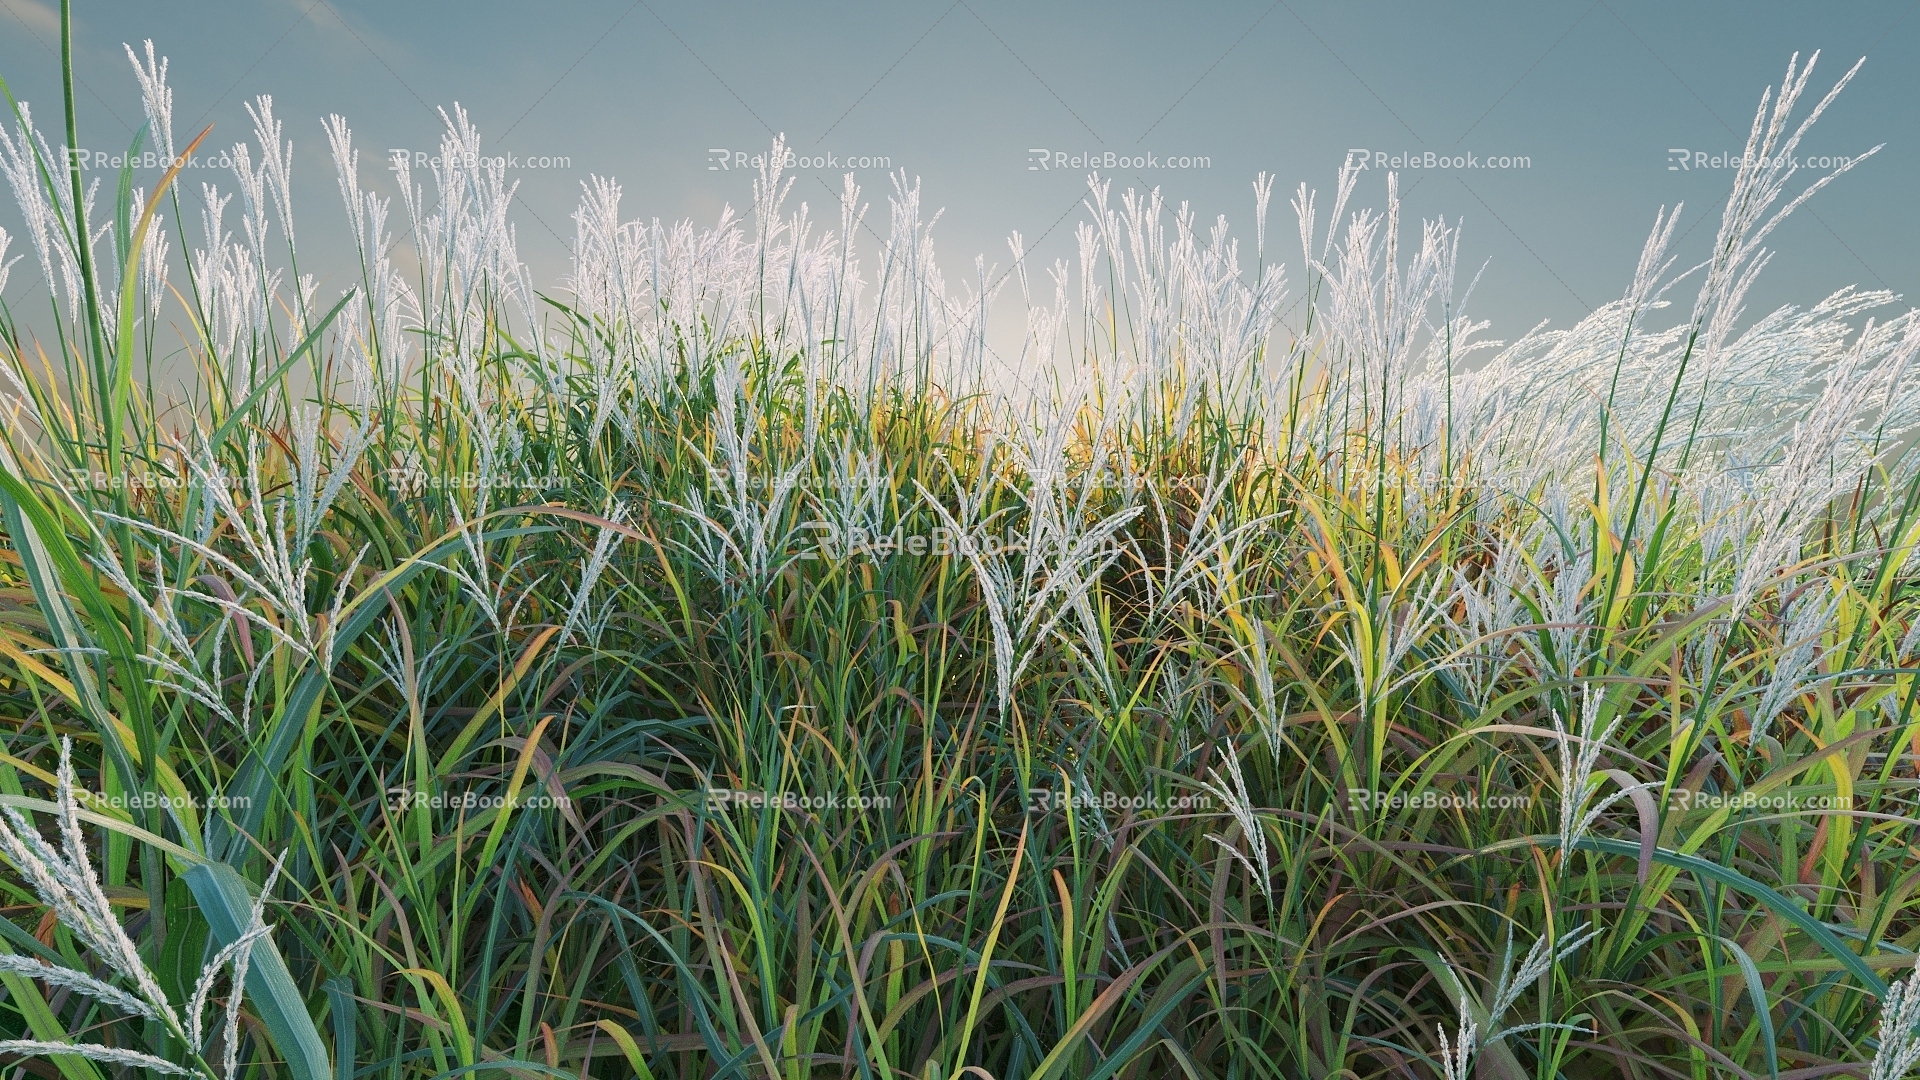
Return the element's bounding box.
[1,19,1919,1079]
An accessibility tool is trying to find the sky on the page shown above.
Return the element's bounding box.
[1,0,1915,355]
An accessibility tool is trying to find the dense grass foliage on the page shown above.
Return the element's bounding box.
[1,26,1919,1079]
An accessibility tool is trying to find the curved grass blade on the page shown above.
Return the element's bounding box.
[1484,835,1888,996]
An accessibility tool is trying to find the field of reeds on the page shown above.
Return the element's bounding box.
[1,17,1918,1079]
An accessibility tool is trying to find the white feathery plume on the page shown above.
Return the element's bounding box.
[1751,582,1840,743]
[1142,461,1282,623]
[289,371,376,556]
[1199,739,1273,904]
[0,101,92,322]
[1333,573,1456,719]
[436,490,538,638]
[0,740,185,1036]
[1436,994,1476,1080]
[0,1041,199,1076]
[1432,923,1599,1078]
[0,740,290,1079]
[1483,922,1600,1040]
[917,434,1141,715]
[222,856,280,1080]
[666,347,815,595]
[244,96,297,259]
[0,225,16,299]
[560,501,631,647]
[0,953,161,1021]
[135,187,170,319]
[807,436,891,547]
[1728,317,1917,622]
[94,433,371,721]
[124,41,176,164]
[324,116,408,384]
[1897,613,1920,664]
[84,524,242,731]
[1554,687,1657,857]
[1870,954,1920,1080]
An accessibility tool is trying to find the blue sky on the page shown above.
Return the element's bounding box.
[2,0,1914,347]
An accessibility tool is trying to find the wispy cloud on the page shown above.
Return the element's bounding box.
[0,0,61,35]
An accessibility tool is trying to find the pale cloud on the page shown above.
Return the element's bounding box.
[1,0,61,35]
